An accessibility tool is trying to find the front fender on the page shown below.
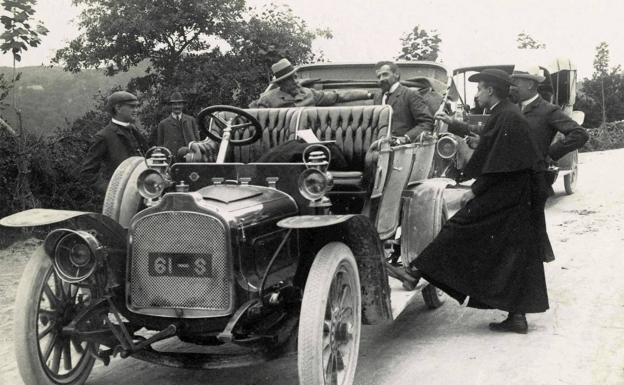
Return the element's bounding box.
[294,215,392,325]
[1,209,88,228]
[400,178,452,266]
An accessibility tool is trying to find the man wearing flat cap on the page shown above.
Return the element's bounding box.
[253,58,374,108]
[153,91,201,155]
[80,90,149,192]
[411,68,552,334]
[510,65,588,175]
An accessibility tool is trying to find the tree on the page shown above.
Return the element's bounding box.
[396,26,441,62]
[54,0,246,78]
[55,1,330,132]
[0,0,48,211]
[516,32,546,49]
[592,41,611,125]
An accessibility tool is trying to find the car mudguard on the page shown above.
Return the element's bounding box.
[284,214,392,325]
[400,178,453,267]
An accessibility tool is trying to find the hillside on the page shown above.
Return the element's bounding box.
[0,65,146,136]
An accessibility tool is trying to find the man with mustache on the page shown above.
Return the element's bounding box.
[373,61,434,142]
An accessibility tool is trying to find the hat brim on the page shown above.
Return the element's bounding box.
[169,99,186,103]
[468,72,513,86]
[510,73,546,83]
[271,68,298,83]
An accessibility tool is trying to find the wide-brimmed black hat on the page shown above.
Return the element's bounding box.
[168,91,186,103]
[468,68,513,86]
[105,91,138,114]
[270,58,298,83]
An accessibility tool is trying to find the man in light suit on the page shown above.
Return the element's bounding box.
[154,91,201,155]
[373,61,434,141]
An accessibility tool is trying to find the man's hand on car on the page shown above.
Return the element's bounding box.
[435,111,453,124]
[460,189,476,207]
[465,133,480,149]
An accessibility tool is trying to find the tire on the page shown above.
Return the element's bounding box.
[14,246,97,385]
[298,242,361,385]
[102,156,145,227]
[422,283,446,309]
[564,151,578,195]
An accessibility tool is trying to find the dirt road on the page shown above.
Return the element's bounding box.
[1,149,623,385]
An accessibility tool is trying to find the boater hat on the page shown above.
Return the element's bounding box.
[510,65,546,83]
[106,91,138,114]
[270,58,298,83]
[168,91,186,103]
[468,68,514,86]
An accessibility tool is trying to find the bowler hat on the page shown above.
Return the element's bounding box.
[270,58,298,83]
[106,91,138,114]
[168,91,186,103]
[511,65,546,83]
[468,68,513,86]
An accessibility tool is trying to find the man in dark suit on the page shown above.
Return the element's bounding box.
[154,91,201,154]
[373,61,434,141]
[509,66,588,172]
[80,91,149,192]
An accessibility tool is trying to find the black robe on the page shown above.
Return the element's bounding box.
[413,100,552,313]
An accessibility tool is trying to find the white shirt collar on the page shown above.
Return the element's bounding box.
[172,112,182,119]
[112,118,130,127]
[388,82,400,94]
[489,101,501,111]
[521,93,540,109]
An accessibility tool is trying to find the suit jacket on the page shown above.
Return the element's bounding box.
[80,121,149,191]
[155,113,200,154]
[374,84,434,140]
[521,96,588,161]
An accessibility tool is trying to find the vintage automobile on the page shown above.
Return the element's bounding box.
[439,58,585,194]
[2,89,455,384]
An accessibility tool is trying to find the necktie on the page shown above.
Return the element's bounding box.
[382,92,390,105]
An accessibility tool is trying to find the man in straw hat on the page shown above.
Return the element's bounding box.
[154,91,202,155]
[253,58,374,108]
[81,90,149,192]
[411,68,552,334]
[510,65,588,176]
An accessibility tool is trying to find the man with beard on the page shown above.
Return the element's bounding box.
[153,91,202,155]
[373,61,434,141]
[81,91,149,193]
[509,66,588,182]
[410,69,552,334]
[254,58,373,108]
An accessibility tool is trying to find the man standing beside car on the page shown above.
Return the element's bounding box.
[509,65,589,177]
[373,61,434,142]
[411,69,552,334]
[153,91,201,155]
[80,91,149,193]
[253,58,374,108]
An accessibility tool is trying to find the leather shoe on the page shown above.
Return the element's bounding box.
[489,313,528,334]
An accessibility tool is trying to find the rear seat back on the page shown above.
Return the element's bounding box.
[208,105,392,171]
[297,106,392,170]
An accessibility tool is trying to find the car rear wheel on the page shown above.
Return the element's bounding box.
[102,156,146,227]
[14,247,97,385]
[564,151,578,195]
[298,242,361,385]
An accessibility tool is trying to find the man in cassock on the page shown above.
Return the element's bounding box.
[411,69,552,334]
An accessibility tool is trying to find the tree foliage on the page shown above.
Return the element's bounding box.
[396,26,441,62]
[593,41,610,78]
[0,0,48,62]
[516,32,546,49]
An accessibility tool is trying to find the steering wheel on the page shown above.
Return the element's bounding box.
[197,105,262,146]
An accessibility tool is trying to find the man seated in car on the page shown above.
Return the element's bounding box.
[252,58,374,108]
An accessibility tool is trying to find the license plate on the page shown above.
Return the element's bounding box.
[148,253,212,277]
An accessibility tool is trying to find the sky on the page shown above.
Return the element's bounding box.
[1,0,623,79]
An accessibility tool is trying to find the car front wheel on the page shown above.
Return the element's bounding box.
[298,242,361,385]
[14,247,97,385]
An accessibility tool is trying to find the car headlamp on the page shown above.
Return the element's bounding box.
[52,230,101,283]
[137,169,168,199]
[298,168,333,201]
[436,136,458,159]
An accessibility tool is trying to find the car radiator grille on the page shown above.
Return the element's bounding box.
[129,211,233,317]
